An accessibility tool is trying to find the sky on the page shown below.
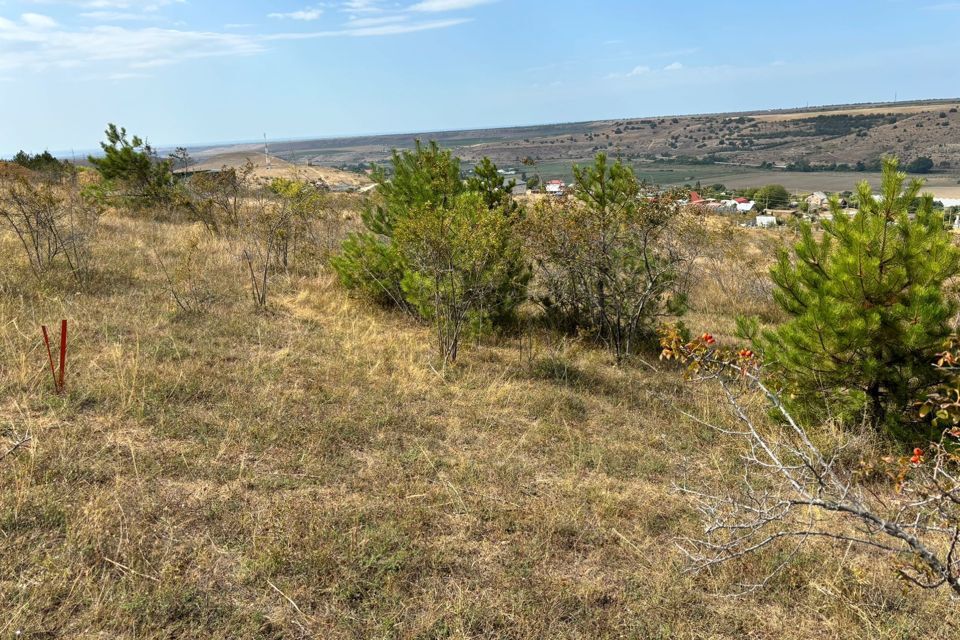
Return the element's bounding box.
[1,0,959,155]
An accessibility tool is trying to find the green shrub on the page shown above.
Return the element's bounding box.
[88,123,173,208]
[332,140,529,333]
[331,233,408,308]
[759,157,960,432]
[525,153,699,363]
[394,192,522,362]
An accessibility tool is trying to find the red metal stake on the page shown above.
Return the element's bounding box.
[58,319,67,392]
[40,320,68,394]
[41,325,58,392]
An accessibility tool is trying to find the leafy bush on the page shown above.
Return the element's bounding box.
[752,184,790,210]
[153,229,219,315]
[236,184,291,309]
[184,162,254,233]
[906,156,934,174]
[332,140,463,310]
[332,141,528,332]
[524,153,699,363]
[11,150,73,181]
[334,231,410,308]
[394,192,523,362]
[0,178,101,286]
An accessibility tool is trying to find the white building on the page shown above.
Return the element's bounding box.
[755,215,777,228]
[545,180,566,196]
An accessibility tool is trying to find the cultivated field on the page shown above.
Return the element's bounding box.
[199,99,960,191]
[1,194,957,637]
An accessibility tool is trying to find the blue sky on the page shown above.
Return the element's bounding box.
[1,0,959,154]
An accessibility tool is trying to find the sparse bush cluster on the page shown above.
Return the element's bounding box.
[6,122,960,614]
[0,176,101,286]
[1,124,334,312]
[524,155,701,363]
[333,143,701,364]
[333,140,529,362]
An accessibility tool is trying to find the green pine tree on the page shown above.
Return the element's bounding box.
[466,157,518,215]
[332,140,463,307]
[88,124,172,203]
[760,157,960,432]
[332,141,528,328]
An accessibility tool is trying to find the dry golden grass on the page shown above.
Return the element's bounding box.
[751,104,948,122]
[185,152,372,188]
[0,210,957,638]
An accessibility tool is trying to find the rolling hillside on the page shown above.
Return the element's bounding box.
[198,99,960,192]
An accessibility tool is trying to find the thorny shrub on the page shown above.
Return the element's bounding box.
[659,323,960,597]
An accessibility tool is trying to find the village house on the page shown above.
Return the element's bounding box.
[719,197,756,213]
[734,197,756,213]
[806,191,830,210]
[545,179,566,195]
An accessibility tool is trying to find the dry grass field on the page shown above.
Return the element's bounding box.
[751,104,945,122]
[1,205,958,638]
[185,151,372,188]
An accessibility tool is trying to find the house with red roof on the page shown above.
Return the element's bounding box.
[545,179,566,196]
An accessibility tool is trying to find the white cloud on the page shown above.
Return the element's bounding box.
[21,13,58,28]
[408,0,496,12]
[268,7,324,21]
[664,61,683,71]
[266,18,470,39]
[341,0,382,13]
[345,15,407,27]
[79,10,163,21]
[28,0,184,8]
[606,64,650,79]
[0,10,471,76]
[105,70,148,79]
[0,23,265,72]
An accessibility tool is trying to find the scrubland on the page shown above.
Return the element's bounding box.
[1,198,956,638]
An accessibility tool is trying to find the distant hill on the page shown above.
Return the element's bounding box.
[186,149,371,188]
[197,99,960,192]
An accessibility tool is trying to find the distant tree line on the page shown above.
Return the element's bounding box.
[10,150,73,179]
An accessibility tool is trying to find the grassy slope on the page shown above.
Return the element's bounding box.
[0,215,957,638]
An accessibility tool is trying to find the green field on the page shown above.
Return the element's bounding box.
[519,161,960,196]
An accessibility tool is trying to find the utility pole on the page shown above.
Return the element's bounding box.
[263,133,270,168]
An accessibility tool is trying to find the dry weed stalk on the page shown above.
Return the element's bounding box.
[660,326,960,597]
[0,178,100,285]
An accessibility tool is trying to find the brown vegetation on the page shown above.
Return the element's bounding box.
[0,172,957,637]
